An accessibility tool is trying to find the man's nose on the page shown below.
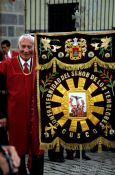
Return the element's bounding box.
[24,47,30,52]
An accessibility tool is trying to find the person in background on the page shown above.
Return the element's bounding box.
[0,72,8,146]
[0,145,20,175]
[0,34,44,175]
[0,51,3,61]
[48,146,64,162]
[1,40,18,60]
[0,44,8,146]
[66,149,91,160]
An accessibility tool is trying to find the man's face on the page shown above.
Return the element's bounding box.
[1,44,10,55]
[18,38,34,61]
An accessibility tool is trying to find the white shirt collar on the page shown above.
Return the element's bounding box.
[19,56,31,67]
[7,50,11,58]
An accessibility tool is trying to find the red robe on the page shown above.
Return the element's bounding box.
[0,56,43,155]
[2,50,18,60]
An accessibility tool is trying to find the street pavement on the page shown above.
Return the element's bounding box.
[44,150,115,175]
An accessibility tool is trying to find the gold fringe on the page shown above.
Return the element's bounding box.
[80,144,82,152]
[40,137,115,151]
[98,137,102,153]
[35,30,115,37]
[94,62,98,72]
[53,59,56,73]
[37,57,115,71]
[55,137,60,152]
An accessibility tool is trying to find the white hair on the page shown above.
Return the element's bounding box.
[18,34,34,48]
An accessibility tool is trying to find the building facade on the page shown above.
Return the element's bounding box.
[25,0,115,33]
[0,0,25,49]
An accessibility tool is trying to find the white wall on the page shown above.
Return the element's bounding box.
[25,0,115,32]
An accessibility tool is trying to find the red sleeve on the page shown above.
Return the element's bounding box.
[0,59,10,75]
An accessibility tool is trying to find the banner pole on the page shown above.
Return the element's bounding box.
[79,144,83,175]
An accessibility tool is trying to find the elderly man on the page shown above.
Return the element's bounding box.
[0,34,44,175]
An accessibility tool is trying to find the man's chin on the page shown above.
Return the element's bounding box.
[21,56,31,61]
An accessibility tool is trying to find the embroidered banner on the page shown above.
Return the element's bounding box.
[35,31,115,150]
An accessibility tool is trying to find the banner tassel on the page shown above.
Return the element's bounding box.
[98,137,102,153]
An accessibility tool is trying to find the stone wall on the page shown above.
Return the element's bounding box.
[0,0,25,50]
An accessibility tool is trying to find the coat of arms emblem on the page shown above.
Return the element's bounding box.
[70,38,82,60]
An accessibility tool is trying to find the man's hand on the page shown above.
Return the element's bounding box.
[0,152,9,175]
[0,118,7,127]
[1,146,20,174]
